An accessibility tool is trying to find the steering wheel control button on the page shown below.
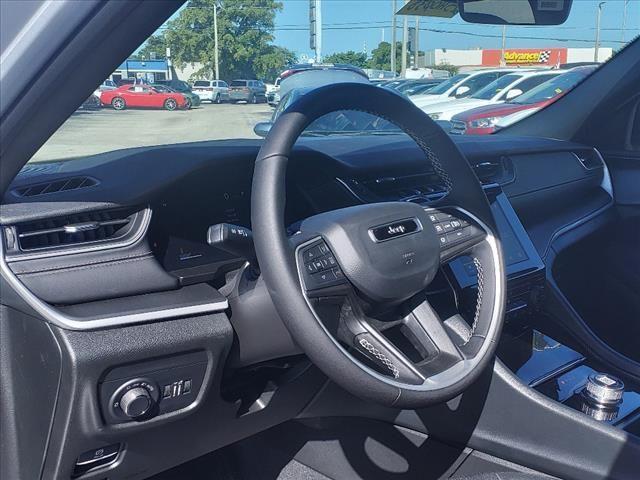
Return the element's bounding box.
[300,240,347,292]
[426,209,484,251]
[583,373,624,406]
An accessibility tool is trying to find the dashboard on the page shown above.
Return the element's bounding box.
[1,134,611,308]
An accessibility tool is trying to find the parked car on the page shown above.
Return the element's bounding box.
[151,84,200,109]
[191,80,229,104]
[450,66,597,134]
[411,69,518,108]
[396,79,446,95]
[100,84,188,110]
[93,79,116,98]
[77,93,102,111]
[154,79,199,99]
[229,79,267,104]
[267,77,281,107]
[406,82,442,96]
[420,70,560,121]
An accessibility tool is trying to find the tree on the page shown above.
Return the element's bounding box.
[367,41,407,74]
[135,34,166,61]
[138,0,295,82]
[323,50,368,69]
[435,61,459,76]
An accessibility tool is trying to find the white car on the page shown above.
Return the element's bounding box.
[192,80,230,103]
[93,79,116,98]
[411,69,519,109]
[420,70,560,121]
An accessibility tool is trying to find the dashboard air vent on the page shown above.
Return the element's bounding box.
[16,208,138,252]
[13,176,99,198]
[572,150,603,170]
[472,156,514,185]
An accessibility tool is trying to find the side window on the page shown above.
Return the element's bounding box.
[514,75,555,94]
[221,81,228,88]
[451,73,497,97]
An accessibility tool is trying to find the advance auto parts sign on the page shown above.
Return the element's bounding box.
[482,48,567,66]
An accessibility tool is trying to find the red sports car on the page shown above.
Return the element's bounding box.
[100,84,187,111]
[450,66,596,135]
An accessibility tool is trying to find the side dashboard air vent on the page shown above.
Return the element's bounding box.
[572,149,604,170]
[13,208,143,252]
[472,156,514,185]
[12,176,99,198]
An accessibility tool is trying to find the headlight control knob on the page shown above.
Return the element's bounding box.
[119,387,153,418]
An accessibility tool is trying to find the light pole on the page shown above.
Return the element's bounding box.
[401,0,408,76]
[594,2,606,62]
[213,2,220,80]
[391,0,397,75]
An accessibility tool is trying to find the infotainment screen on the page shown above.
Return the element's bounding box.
[448,192,544,289]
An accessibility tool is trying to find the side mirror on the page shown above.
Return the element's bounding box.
[454,85,470,98]
[254,122,272,138]
[505,88,523,100]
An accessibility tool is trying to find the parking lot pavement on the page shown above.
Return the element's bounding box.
[30,102,274,163]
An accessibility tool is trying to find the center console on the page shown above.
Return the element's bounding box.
[443,185,640,435]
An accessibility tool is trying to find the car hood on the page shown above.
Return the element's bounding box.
[410,93,450,108]
[451,102,536,122]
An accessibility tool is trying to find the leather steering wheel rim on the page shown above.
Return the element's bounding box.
[251,83,506,408]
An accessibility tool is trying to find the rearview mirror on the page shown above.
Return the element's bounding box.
[505,88,523,100]
[459,0,573,25]
[254,122,272,138]
[454,85,470,98]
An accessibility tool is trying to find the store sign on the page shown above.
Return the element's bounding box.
[397,0,458,18]
[482,48,567,66]
[504,50,552,64]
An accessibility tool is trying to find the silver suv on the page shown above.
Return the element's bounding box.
[229,79,267,104]
[191,80,229,104]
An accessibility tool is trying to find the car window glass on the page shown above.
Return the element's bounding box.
[514,74,559,94]
[471,74,522,100]
[27,2,630,163]
[427,74,470,95]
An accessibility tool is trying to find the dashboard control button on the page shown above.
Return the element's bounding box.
[183,379,192,394]
[74,444,120,476]
[306,262,318,274]
[438,235,448,246]
[120,387,153,419]
[434,223,444,233]
[442,221,454,232]
[428,213,438,223]
[446,229,469,244]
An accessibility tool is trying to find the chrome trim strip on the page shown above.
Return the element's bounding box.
[0,237,228,331]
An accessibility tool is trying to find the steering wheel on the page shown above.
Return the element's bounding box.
[251,83,506,408]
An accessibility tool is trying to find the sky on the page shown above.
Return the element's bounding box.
[164,1,640,60]
[270,0,640,59]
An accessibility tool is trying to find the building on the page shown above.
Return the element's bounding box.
[423,47,613,70]
[110,59,171,83]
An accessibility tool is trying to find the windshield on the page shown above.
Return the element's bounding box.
[426,74,470,95]
[511,69,594,104]
[471,74,522,100]
[29,1,636,163]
